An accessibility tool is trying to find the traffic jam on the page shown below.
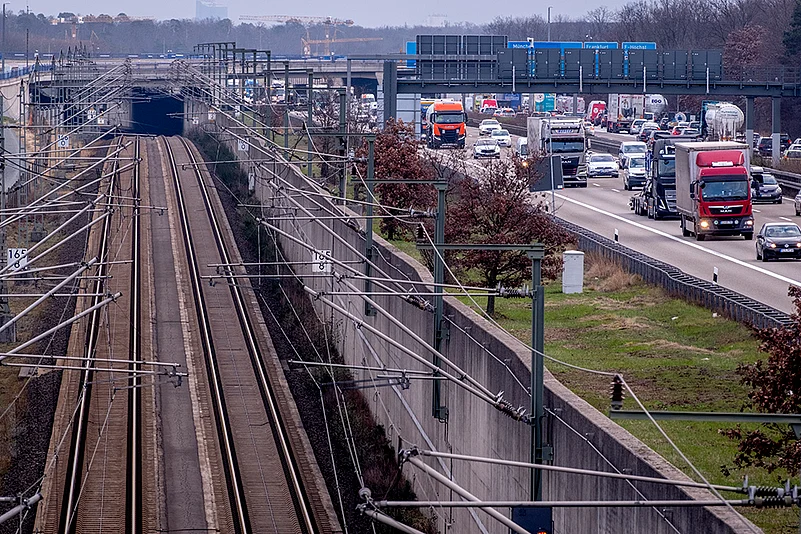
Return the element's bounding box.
[420,91,801,263]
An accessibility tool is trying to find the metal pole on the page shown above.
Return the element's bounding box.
[745,96,754,157]
[0,257,98,335]
[406,456,530,534]
[432,181,447,420]
[307,70,314,176]
[529,252,545,501]
[2,4,5,74]
[547,7,552,42]
[772,97,781,167]
[0,493,41,525]
[0,92,8,342]
[364,135,375,316]
[338,88,347,199]
[360,508,426,534]
[265,50,271,137]
[0,292,121,360]
[283,62,289,150]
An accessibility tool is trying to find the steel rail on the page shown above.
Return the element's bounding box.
[58,138,120,534]
[179,136,318,533]
[163,137,250,533]
[126,136,143,534]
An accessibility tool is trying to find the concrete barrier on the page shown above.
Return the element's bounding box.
[187,103,761,534]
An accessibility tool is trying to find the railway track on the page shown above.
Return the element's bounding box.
[34,133,329,533]
[58,136,140,533]
[163,135,318,534]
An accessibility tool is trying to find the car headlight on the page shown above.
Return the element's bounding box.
[769,242,777,248]
[797,242,801,247]
[745,219,754,226]
[777,187,783,194]
[700,220,710,229]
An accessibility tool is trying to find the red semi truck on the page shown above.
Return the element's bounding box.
[675,141,754,241]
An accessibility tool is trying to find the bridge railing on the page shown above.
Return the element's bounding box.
[0,63,53,81]
[722,65,801,85]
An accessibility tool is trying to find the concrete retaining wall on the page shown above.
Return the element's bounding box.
[184,102,761,534]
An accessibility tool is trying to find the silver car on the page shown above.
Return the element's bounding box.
[473,138,501,159]
[586,153,619,178]
[491,129,512,147]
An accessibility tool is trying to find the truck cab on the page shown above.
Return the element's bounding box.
[675,142,754,241]
[527,117,588,187]
[426,100,466,149]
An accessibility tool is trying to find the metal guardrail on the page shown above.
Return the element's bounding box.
[556,217,792,329]
[0,64,52,80]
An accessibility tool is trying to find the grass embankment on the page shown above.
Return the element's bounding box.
[440,253,796,533]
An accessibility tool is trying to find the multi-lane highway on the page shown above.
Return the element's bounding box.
[460,123,800,314]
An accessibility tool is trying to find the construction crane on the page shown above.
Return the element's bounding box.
[239,14,368,55]
[301,36,383,57]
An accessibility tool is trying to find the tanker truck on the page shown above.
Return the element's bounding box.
[703,102,744,141]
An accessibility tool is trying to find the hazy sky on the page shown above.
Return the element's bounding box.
[22,0,634,27]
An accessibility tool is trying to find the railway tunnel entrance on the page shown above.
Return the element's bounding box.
[130,88,183,135]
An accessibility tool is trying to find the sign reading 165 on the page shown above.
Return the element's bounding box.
[7,248,28,271]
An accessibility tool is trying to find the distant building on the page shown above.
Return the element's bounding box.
[196,0,228,20]
[426,14,447,27]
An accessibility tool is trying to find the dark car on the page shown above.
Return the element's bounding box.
[755,222,801,261]
[638,127,658,143]
[781,133,792,152]
[658,117,670,130]
[758,134,792,156]
[751,168,783,204]
[757,136,773,157]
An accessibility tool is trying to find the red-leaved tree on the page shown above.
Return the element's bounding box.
[445,154,574,316]
[355,119,437,240]
[721,286,801,475]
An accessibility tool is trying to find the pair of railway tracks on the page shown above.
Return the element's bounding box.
[51,135,318,533]
[57,136,142,533]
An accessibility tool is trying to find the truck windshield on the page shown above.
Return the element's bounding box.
[432,112,464,124]
[629,157,646,168]
[701,179,749,201]
[550,140,585,153]
[657,159,675,177]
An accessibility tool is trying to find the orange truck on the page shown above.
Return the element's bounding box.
[425,99,466,149]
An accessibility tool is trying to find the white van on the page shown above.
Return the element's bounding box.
[516,137,528,157]
[618,141,647,166]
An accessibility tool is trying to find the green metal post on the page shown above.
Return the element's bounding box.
[365,136,376,316]
[529,252,545,501]
[338,88,347,200]
[432,181,448,420]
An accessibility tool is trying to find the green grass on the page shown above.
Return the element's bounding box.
[453,270,798,533]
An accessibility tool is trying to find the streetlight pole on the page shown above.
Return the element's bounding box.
[547,6,552,42]
[1,4,7,74]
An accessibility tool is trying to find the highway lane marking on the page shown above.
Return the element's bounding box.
[593,183,601,187]
[555,193,801,288]
[753,209,761,213]
[611,188,621,193]
[780,217,793,222]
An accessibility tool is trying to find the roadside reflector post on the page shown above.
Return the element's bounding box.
[713,266,719,284]
[614,228,619,242]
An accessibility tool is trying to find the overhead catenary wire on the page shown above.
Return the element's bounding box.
[192,80,761,532]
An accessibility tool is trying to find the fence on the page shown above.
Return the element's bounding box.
[558,217,792,329]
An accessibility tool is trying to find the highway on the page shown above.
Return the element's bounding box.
[462,123,800,314]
